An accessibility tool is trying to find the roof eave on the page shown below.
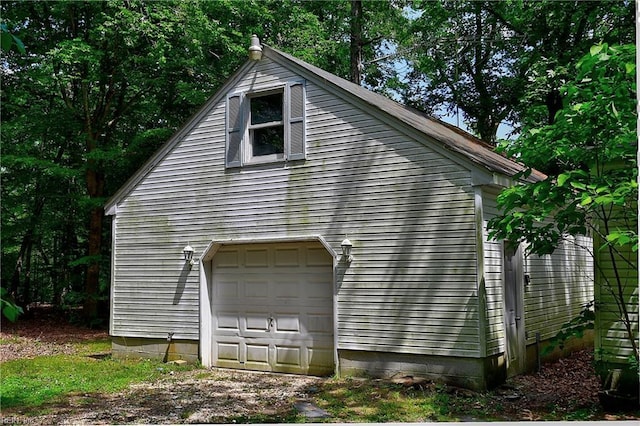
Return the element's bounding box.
[262,45,544,182]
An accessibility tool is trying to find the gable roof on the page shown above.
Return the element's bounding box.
[105,44,544,215]
[264,45,545,182]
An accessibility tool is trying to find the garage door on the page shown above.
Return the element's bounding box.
[211,241,334,375]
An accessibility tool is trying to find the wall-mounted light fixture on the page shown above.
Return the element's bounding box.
[183,244,195,268]
[341,238,353,263]
[248,34,263,61]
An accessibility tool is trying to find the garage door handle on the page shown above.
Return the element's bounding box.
[266,317,274,331]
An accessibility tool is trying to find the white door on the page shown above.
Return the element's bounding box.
[211,242,334,375]
[503,243,526,376]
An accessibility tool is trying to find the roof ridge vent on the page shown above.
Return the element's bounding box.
[248,34,262,61]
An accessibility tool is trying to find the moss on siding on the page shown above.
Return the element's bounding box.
[121,197,175,241]
[286,164,312,229]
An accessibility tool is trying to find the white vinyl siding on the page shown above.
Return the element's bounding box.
[594,210,638,365]
[481,188,594,356]
[523,235,594,344]
[110,57,480,358]
[481,189,507,356]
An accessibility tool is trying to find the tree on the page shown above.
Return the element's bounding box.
[402,0,525,144]
[489,0,634,127]
[1,22,25,54]
[1,0,250,319]
[290,0,408,89]
[401,0,634,144]
[1,22,26,322]
[487,44,638,367]
[2,0,407,322]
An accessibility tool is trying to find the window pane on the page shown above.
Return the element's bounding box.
[251,93,283,125]
[253,126,284,156]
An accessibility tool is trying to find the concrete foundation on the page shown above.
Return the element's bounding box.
[338,349,506,391]
[525,329,595,372]
[109,331,594,392]
[111,336,199,363]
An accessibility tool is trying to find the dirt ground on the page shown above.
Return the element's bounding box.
[1,307,638,424]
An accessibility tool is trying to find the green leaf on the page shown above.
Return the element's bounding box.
[590,44,603,56]
[0,32,12,51]
[557,173,570,187]
[12,34,25,54]
[626,62,636,74]
[580,195,592,206]
[1,288,23,322]
[2,304,20,322]
[570,181,586,190]
[594,195,613,204]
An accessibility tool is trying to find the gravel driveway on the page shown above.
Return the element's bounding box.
[4,368,325,425]
[1,311,326,424]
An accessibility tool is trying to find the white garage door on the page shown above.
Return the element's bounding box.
[211,241,334,375]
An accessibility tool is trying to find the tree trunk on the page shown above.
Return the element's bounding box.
[52,234,63,306]
[84,166,105,320]
[10,234,31,306]
[350,0,363,85]
[10,192,46,306]
[546,88,563,124]
[22,242,33,307]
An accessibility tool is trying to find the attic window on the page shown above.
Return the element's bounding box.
[249,91,285,160]
[226,81,306,167]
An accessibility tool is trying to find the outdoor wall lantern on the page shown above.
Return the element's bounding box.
[248,34,263,61]
[183,244,195,268]
[341,238,353,263]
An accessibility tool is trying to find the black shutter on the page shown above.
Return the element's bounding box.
[226,94,242,167]
[287,82,305,161]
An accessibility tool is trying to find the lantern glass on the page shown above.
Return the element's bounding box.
[341,238,353,261]
[183,245,194,262]
[248,34,262,61]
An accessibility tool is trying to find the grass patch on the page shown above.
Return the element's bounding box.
[72,338,112,355]
[0,354,193,410]
[310,378,618,422]
[313,378,464,422]
[0,336,23,344]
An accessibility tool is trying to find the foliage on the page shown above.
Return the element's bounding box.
[0,22,25,53]
[402,0,527,143]
[288,0,409,89]
[0,0,407,323]
[0,352,192,410]
[0,288,23,322]
[400,0,634,143]
[489,43,636,254]
[542,302,595,356]
[0,1,255,318]
[488,43,638,363]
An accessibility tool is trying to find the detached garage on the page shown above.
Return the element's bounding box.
[105,37,593,390]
